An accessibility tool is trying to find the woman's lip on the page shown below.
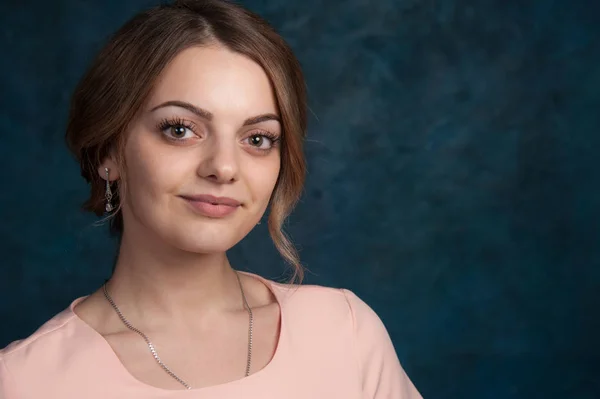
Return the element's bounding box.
[180,194,241,207]
[182,198,240,218]
[179,194,241,218]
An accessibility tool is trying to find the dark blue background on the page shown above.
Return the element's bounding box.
[1,1,599,397]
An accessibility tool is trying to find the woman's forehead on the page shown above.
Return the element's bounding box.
[148,46,278,118]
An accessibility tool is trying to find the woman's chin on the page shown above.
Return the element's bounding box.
[164,228,247,255]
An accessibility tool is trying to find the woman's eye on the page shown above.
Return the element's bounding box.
[247,134,276,150]
[164,125,195,140]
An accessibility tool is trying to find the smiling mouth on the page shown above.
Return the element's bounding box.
[179,194,241,218]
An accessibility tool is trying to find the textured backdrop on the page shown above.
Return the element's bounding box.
[1,1,599,397]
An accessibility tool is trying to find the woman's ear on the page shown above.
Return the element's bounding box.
[98,158,120,181]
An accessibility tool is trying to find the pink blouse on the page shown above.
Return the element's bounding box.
[0,272,421,398]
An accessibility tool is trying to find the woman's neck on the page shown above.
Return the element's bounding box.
[105,231,244,329]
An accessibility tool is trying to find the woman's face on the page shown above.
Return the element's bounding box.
[104,45,281,253]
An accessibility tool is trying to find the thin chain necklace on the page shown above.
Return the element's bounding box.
[102,271,253,390]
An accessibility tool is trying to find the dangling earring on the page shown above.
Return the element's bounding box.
[104,167,113,213]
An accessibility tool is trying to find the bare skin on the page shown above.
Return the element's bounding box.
[73,44,283,390]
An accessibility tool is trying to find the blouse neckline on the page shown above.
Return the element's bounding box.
[67,270,288,394]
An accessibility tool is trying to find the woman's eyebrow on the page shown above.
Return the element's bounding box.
[150,100,213,120]
[243,114,280,126]
[150,100,280,126]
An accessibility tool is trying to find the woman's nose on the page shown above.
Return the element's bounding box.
[196,136,239,184]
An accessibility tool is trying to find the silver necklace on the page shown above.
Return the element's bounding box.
[102,271,253,390]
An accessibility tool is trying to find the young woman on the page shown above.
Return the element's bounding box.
[0,1,421,397]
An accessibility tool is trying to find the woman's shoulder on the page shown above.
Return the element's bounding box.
[0,297,119,398]
[0,297,87,369]
[268,279,422,398]
[266,276,384,334]
[2,303,75,352]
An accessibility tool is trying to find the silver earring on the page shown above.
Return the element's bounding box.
[104,167,113,212]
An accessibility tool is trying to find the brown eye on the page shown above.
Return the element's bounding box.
[243,132,279,151]
[158,120,197,141]
[170,125,187,138]
[249,135,264,147]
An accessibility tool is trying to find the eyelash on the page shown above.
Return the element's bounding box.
[157,117,197,139]
[156,117,281,152]
[252,130,281,151]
